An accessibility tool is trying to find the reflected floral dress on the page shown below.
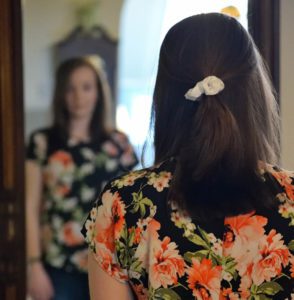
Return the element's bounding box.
[26,127,138,276]
[82,158,294,300]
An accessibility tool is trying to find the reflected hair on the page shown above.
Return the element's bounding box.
[151,13,280,219]
[52,57,113,144]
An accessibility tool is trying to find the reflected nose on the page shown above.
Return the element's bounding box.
[72,90,84,106]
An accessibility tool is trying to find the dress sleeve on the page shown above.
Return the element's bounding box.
[270,166,294,226]
[270,167,294,200]
[81,182,129,283]
[26,130,48,165]
[112,131,138,171]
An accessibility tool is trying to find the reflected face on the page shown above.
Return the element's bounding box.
[65,66,98,120]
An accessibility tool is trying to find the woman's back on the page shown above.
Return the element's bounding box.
[83,158,294,299]
[83,13,292,299]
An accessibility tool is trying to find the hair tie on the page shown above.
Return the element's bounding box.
[184,76,225,101]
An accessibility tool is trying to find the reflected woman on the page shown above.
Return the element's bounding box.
[83,14,294,300]
[26,57,138,300]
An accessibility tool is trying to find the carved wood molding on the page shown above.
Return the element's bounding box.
[0,0,26,299]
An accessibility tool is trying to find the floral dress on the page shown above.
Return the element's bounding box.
[27,127,138,273]
[82,158,294,299]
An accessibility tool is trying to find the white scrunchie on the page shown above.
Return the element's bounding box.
[184,76,225,101]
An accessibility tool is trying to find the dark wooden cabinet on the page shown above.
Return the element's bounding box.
[0,0,26,299]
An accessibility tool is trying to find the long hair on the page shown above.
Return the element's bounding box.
[52,57,113,144]
[152,13,280,219]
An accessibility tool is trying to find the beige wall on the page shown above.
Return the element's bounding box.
[280,0,294,169]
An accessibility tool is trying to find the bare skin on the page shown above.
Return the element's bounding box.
[88,251,134,300]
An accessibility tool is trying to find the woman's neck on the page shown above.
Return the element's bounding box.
[68,117,91,142]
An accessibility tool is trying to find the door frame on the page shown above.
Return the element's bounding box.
[0,0,26,299]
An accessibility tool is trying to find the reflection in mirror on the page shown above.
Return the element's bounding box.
[23,1,127,299]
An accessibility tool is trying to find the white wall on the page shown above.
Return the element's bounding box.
[22,0,123,137]
[280,0,294,169]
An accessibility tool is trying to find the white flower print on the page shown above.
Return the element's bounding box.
[79,163,95,177]
[80,148,96,160]
[81,186,96,202]
[105,159,118,172]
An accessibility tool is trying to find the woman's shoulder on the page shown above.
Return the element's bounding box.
[107,129,131,149]
[28,126,56,141]
[105,159,175,194]
[262,162,294,199]
[261,162,294,225]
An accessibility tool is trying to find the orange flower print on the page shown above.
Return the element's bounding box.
[128,226,142,244]
[95,243,128,282]
[220,288,239,300]
[223,212,268,275]
[44,151,75,192]
[149,236,185,289]
[238,273,252,299]
[251,229,290,285]
[95,190,126,252]
[56,185,70,197]
[224,212,267,249]
[187,258,222,300]
[62,221,84,246]
[135,219,161,269]
[49,151,73,167]
[131,283,148,300]
[271,170,294,200]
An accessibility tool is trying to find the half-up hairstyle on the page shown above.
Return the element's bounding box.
[152,13,280,220]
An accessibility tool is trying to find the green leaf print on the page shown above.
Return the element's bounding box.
[130,259,142,271]
[184,250,209,263]
[128,228,135,247]
[140,197,154,207]
[251,295,271,300]
[130,191,153,218]
[154,288,181,300]
[197,226,211,245]
[256,282,283,296]
[223,256,237,276]
[288,239,294,251]
[186,233,209,249]
[95,152,108,167]
[139,203,146,217]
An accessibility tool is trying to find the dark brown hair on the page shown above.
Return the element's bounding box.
[52,57,112,144]
[152,13,280,219]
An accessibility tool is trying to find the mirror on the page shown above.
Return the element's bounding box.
[22,1,294,299]
[23,0,249,165]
